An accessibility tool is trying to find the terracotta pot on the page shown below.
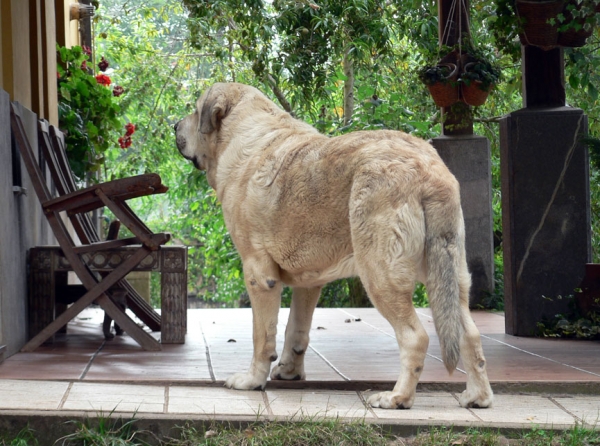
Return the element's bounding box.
[516,0,565,49]
[461,81,492,107]
[425,63,459,108]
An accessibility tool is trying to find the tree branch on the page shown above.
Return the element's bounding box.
[264,74,294,116]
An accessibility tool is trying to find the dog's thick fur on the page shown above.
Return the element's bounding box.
[175,82,493,409]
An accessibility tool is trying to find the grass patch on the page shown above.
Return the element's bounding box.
[2,419,600,445]
[169,419,390,445]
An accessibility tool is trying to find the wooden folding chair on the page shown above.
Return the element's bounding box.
[11,102,177,351]
[39,120,163,333]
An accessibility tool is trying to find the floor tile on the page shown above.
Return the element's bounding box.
[0,379,69,410]
[473,394,576,425]
[62,382,165,413]
[553,396,600,425]
[266,389,372,419]
[168,386,267,416]
[367,392,479,422]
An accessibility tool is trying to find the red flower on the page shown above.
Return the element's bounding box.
[82,45,92,57]
[112,85,125,97]
[98,57,109,72]
[118,135,132,149]
[80,60,88,71]
[125,123,136,136]
[95,74,111,86]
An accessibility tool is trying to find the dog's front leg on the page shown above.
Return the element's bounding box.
[225,258,282,391]
[271,286,321,381]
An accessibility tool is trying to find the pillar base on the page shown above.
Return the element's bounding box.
[432,135,494,308]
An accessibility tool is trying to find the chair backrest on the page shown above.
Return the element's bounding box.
[37,120,100,245]
[10,104,54,205]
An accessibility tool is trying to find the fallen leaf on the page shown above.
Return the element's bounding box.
[345,319,352,323]
[204,430,217,438]
[227,338,236,343]
[317,326,326,330]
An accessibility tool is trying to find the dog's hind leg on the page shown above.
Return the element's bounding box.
[271,286,321,381]
[225,255,282,391]
[456,270,493,407]
[362,272,429,410]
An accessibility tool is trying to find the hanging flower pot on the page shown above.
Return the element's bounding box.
[459,61,499,107]
[515,0,565,49]
[461,81,492,107]
[557,0,595,47]
[418,63,460,108]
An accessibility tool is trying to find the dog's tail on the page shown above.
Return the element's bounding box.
[423,176,468,374]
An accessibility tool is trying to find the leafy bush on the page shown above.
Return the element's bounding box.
[57,45,124,179]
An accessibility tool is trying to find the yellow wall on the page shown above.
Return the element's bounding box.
[1,0,77,126]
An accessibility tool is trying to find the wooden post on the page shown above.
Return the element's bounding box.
[522,46,565,108]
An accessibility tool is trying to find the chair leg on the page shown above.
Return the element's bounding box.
[160,247,188,344]
[21,247,161,352]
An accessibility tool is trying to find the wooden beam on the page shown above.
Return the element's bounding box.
[522,45,565,108]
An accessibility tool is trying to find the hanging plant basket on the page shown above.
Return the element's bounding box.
[557,0,595,47]
[516,0,565,49]
[458,61,499,107]
[461,81,492,107]
[420,63,460,108]
[558,25,593,47]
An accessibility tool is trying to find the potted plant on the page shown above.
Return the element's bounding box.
[418,62,460,108]
[556,0,599,47]
[460,58,502,107]
[492,0,600,52]
[515,0,565,49]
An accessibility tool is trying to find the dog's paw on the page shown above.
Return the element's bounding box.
[270,363,305,381]
[367,391,414,410]
[224,372,267,391]
[459,388,493,408]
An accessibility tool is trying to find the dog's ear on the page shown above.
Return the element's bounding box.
[199,85,229,134]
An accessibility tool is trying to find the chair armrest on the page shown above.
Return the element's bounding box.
[72,233,171,255]
[43,174,168,214]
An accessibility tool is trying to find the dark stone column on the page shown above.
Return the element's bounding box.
[500,107,590,335]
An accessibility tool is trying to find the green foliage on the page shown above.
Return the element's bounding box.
[418,63,458,86]
[57,45,123,180]
[0,427,38,446]
[537,294,600,340]
[58,416,142,446]
[91,0,600,310]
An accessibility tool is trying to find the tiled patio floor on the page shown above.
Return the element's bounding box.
[0,307,599,433]
[2,307,599,387]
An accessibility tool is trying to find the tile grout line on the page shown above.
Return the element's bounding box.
[415,308,600,379]
[164,385,169,414]
[57,382,74,410]
[340,309,467,375]
[548,396,583,423]
[478,333,600,379]
[79,340,106,381]
[308,344,351,381]
[199,321,216,383]
[355,390,379,419]
[450,392,484,422]
[261,391,274,416]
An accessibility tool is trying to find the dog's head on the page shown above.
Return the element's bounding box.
[174,83,245,185]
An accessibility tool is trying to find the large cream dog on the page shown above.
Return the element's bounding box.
[175,82,493,409]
